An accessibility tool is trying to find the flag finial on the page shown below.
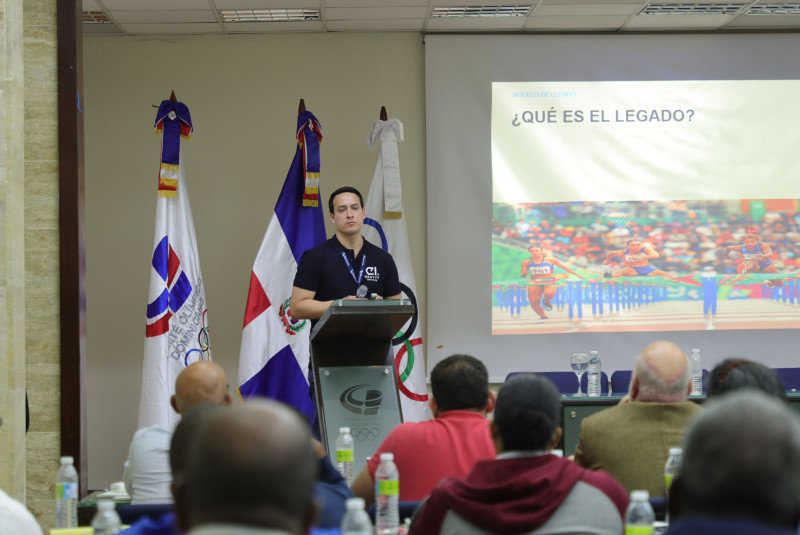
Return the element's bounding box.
[380,106,387,121]
[170,90,177,102]
[298,99,306,113]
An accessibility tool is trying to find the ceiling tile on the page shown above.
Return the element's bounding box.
[112,10,217,23]
[625,13,732,28]
[83,23,124,34]
[223,20,324,32]
[119,22,224,34]
[726,13,800,27]
[326,0,428,6]
[103,0,210,10]
[215,0,319,7]
[526,14,630,29]
[82,0,103,11]
[326,7,429,19]
[426,16,526,30]
[327,18,425,29]
[534,3,640,16]
[542,0,643,4]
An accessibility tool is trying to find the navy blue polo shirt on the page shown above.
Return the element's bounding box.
[293,235,402,323]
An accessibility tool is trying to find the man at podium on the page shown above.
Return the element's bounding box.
[291,186,401,322]
[291,186,402,436]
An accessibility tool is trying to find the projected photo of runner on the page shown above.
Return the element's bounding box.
[492,199,800,335]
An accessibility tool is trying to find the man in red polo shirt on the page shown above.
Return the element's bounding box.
[350,354,496,506]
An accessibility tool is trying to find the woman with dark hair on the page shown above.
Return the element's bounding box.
[707,358,786,400]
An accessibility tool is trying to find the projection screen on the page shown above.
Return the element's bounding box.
[425,34,800,380]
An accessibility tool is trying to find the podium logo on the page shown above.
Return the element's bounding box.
[340,384,383,415]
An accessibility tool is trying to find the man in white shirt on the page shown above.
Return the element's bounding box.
[124,361,232,504]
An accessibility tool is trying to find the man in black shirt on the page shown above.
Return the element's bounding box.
[291,186,402,436]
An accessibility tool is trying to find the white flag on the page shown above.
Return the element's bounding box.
[363,118,430,422]
[140,102,210,429]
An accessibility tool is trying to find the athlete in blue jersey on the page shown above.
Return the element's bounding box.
[723,233,782,287]
[603,240,672,278]
[521,245,581,319]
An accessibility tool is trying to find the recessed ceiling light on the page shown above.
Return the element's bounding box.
[83,11,111,23]
[641,3,747,15]
[431,5,532,18]
[745,2,800,14]
[220,9,320,22]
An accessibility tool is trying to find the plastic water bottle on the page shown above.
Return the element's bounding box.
[625,490,655,535]
[375,452,399,535]
[664,447,682,493]
[587,350,602,397]
[690,348,702,395]
[55,456,79,528]
[91,499,122,534]
[341,497,373,535]
[336,427,355,485]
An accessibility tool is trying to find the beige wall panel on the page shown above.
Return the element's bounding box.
[83,32,427,488]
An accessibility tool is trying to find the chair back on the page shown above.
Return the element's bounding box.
[774,367,800,391]
[610,370,632,395]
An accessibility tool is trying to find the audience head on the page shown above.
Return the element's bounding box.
[631,341,691,402]
[170,360,232,414]
[169,405,222,479]
[707,358,786,400]
[430,354,492,416]
[672,391,800,528]
[493,373,561,453]
[176,400,318,535]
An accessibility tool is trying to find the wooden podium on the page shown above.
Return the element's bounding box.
[310,299,414,472]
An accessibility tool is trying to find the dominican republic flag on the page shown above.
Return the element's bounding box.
[140,100,211,430]
[238,110,325,421]
[363,117,430,422]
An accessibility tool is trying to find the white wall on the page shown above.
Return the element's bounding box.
[83,32,427,489]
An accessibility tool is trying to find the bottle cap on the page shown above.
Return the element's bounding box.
[97,499,115,510]
[60,456,74,464]
[669,447,683,455]
[590,350,598,355]
[345,497,365,511]
[631,490,649,501]
[339,427,350,434]
[692,348,699,352]
[379,452,394,461]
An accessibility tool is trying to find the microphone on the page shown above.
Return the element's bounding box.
[356,285,369,299]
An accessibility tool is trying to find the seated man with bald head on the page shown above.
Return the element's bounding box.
[174,401,318,535]
[574,341,701,497]
[124,361,232,504]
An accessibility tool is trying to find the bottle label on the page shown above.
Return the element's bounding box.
[665,474,673,490]
[625,527,653,535]
[56,483,78,499]
[377,480,399,496]
[337,449,354,462]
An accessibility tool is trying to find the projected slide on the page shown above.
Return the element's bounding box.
[491,81,800,335]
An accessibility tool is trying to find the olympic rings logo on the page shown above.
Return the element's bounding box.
[184,309,211,367]
[349,427,381,441]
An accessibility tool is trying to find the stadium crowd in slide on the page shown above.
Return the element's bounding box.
[493,200,800,277]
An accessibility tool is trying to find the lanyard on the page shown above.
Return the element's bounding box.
[340,251,367,288]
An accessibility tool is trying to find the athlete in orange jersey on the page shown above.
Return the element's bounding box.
[521,245,581,319]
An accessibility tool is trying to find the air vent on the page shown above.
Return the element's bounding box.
[431,5,532,18]
[83,11,111,23]
[220,9,320,22]
[746,2,800,14]
[641,3,747,14]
